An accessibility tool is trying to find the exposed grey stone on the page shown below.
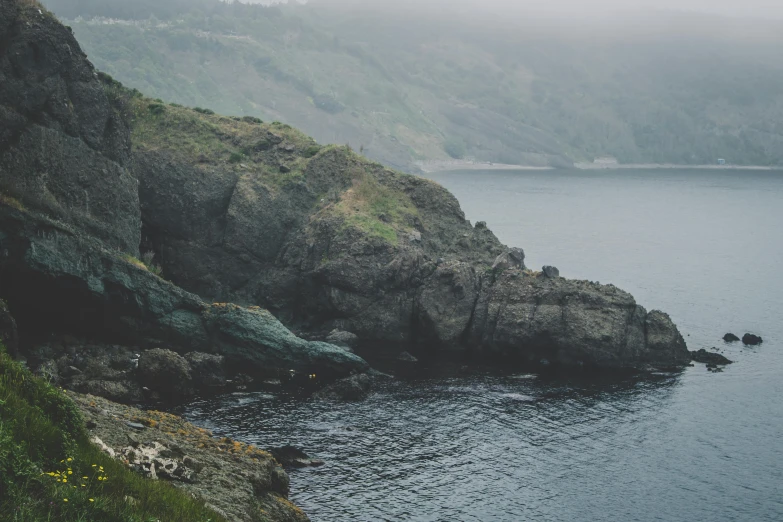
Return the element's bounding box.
[691,349,733,365]
[325,329,359,350]
[492,247,526,271]
[397,351,418,363]
[138,348,194,402]
[313,373,372,401]
[742,333,763,345]
[184,352,227,390]
[542,265,560,278]
[0,0,689,381]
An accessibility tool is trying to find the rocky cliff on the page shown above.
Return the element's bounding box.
[129,97,689,370]
[0,0,367,388]
[0,0,688,406]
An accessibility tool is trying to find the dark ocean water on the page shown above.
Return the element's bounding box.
[184,169,783,521]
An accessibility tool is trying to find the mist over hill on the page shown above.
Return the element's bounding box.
[42,0,783,171]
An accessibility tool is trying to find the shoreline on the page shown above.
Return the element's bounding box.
[573,163,776,171]
[415,160,553,173]
[417,160,779,173]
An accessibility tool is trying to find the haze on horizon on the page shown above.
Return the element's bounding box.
[241,0,783,20]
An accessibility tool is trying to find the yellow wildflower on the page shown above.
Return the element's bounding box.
[89,499,95,502]
[63,499,68,502]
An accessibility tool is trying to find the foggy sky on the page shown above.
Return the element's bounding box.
[295,0,783,19]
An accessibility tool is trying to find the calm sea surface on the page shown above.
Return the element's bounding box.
[185,169,783,521]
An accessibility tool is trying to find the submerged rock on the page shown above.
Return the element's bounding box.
[742,333,763,346]
[723,333,740,342]
[690,349,733,366]
[268,445,325,468]
[313,373,372,401]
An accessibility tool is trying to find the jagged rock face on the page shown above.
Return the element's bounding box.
[137,348,194,402]
[470,273,689,368]
[73,393,309,522]
[0,2,140,254]
[0,1,368,385]
[133,126,690,369]
[185,352,227,389]
[0,206,368,378]
[0,0,689,373]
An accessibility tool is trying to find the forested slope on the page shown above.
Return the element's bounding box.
[41,0,783,170]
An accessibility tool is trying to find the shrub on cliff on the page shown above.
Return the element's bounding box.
[0,346,226,522]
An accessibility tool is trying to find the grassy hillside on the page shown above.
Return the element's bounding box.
[0,346,226,522]
[115,76,420,247]
[41,0,783,170]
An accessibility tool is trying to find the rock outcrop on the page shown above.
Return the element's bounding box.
[742,333,763,346]
[268,445,325,468]
[70,392,309,522]
[691,349,733,366]
[0,0,688,384]
[313,372,373,401]
[185,351,227,390]
[469,273,689,368]
[0,2,139,254]
[0,0,368,391]
[138,348,194,402]
[723,333,740,342]
[129,113,688,370]
[0,205,368,380]
[325,329,359,351]
[492,247,525,271]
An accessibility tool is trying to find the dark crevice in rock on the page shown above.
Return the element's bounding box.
[460,274,483,346]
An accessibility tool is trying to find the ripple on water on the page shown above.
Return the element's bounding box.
[185,169,783,522]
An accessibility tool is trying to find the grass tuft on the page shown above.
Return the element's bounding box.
[331,169,419,245]
[120,253,163,278]
[0,346,226,521]
[0,193,25,212]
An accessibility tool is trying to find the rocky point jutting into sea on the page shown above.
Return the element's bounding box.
[0,1,688,520]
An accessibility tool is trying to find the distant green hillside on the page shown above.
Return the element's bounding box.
[42,0,783,170]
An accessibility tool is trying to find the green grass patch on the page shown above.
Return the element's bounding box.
[332,169,419,245]
[124,93,314,170]
[120,254,147,271]
[0,193,25,212]
[120,253,163,278]
[303,145,322,158]
[0,347,226,522]
[344,214,398,244]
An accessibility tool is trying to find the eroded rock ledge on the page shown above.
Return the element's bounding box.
[69,392,309,522]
